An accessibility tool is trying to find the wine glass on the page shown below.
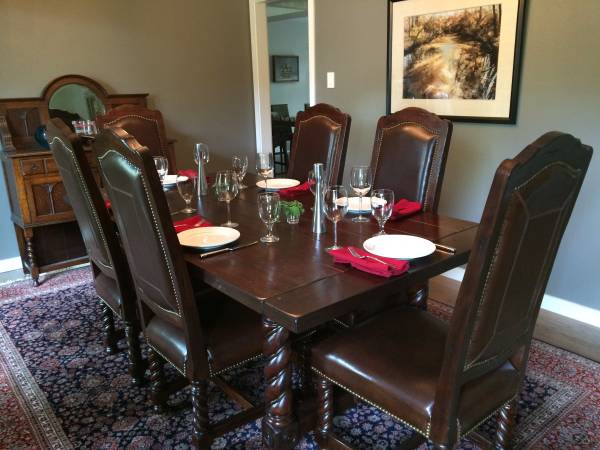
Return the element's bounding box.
[371,189,394,235]
[258,192,280,243]
[323,185,349,250]
[176,176,197,214]
[350,165,372,223]
[214,170,239,228]
[232,155,249,189]
[153,156,169,183]
[194,143,210,166]
[256,152,274,189]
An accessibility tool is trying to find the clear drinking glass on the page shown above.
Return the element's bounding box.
[176,176,197,213]
[258,192,280,243]
[153,156,169,182]
[214,170,239,228]
[194,143,210,166]
[256,152,274,189]
[323,185,349,250]
[350,165,373,223]
[371,188,394,235]
[232,155,249,189]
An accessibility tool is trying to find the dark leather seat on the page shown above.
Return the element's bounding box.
[313,308,519,435]
[96,104,177,171]
[287,103,351,185]
[94,126,263,449]
[313,132,592,449]
[46,118,144,384]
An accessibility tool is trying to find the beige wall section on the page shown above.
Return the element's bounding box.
[315,0,600,310]
[0,0,256,171]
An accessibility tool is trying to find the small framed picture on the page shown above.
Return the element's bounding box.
[388,0,527,123]
[272,55,300,83]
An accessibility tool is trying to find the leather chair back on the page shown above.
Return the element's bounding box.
[94,127,208,377]
[432,132,592,441]
[287,103,351,185]
[370,107,452,212]
[96,104,176,171]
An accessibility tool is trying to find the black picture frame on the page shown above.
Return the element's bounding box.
[272,55,300,83]
[387,0,527,124]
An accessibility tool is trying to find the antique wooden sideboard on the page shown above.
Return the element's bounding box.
[0,75,147,285]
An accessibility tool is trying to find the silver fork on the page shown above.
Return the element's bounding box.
[348,247,390,267]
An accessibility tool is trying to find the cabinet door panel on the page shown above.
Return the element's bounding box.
[24,175,74,224]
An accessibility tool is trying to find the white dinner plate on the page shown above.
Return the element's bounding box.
[340,196,386,213]
[162,174,179,186]
[256,178,300,190]
[177,227,240,249]
[363,234,436,260]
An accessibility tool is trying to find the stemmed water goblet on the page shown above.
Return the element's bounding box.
[323,185,349,251]
[371,188,394,235]
[232,155,249,189]
[214,170,239,228]
[256,152,274,190]
[258,192,280,243]
[350,165,372,223]
[194,143,210,196]
[153,156,169,183]
[176,176,197,214]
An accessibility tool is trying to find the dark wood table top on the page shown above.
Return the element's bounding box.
[168,174,477,333]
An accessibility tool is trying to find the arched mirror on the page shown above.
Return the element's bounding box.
[48,83,106,122]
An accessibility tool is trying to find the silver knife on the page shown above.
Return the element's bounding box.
[435,243,456,254]
[200,241,259,259]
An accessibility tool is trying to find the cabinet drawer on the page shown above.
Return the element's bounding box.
[20,159,45,176]
[44,158,58,174]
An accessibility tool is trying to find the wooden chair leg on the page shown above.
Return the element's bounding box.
[493,399,517,449]
[191,380,211,449]
[149,348,167,413]
[124,322,144,385]
[101,302,118,354]
[317,376,333,447]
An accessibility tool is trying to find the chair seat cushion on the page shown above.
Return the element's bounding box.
[145,291,263,376]
[311,307,519,436]
[94,272,122,313]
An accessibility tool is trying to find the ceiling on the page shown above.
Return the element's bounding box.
[266,0,307,20]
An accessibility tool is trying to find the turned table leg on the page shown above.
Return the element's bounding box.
[262,316,298,449]
[24,228,39,286]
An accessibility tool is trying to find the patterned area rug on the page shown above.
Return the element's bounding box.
[0,268,598,449]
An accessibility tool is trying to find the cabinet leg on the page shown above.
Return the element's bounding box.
[24,229,39,286]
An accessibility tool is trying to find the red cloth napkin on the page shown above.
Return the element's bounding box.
[105,199,111,210]
[176,169,212,184]
[390,199,421,220]
[279,181,311,199]
[328,246,409,278]
[173,216,212,233]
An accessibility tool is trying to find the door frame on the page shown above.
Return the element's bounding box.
[248,0,316,155]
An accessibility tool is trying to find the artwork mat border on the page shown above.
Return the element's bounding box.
[272,54,300,83]
[387,0,527,124]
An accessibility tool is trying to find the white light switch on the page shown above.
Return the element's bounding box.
[327,72,335,89]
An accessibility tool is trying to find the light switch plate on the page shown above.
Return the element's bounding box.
[327,72,335,89]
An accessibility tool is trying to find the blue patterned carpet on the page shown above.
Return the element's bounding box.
[0,279,598,449]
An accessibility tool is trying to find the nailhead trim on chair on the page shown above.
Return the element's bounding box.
[312,366,431,438]
[208,354,263,378]
[459,395,518,439]
[147,341,186,376]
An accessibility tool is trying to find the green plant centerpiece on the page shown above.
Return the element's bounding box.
[280,200,304,224]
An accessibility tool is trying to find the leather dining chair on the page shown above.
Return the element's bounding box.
[96,104,177,172]
[312,132,592,450]
[46,118,144,384]
[287,103,351,185]
[94,127,264,449]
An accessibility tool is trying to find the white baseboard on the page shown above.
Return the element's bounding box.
[0,257,22,273]
[442,268,600,329]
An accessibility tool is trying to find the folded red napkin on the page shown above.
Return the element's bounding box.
[328,246,409,278]
[390,199,422,220]
[279,181,311,199]
[173,215,212,233]
[105,199,111,210]
[176,169,212,184]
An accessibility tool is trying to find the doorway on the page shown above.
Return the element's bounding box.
[249,0,316,174]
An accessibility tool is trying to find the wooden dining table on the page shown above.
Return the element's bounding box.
[167,174,478,450]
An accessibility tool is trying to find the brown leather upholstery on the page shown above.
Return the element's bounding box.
[96,104,176,172]
[313,132,592,448]
[370,107,452,212]
[287,103,351,185]
[94,126,263,446]
[46,118,143,382]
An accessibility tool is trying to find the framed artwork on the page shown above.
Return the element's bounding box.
[387,0,527,123]
[272,55,300,82]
